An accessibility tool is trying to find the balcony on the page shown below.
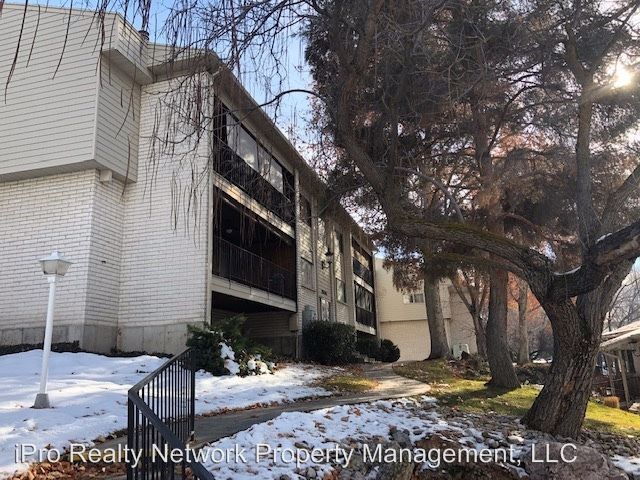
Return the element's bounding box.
[213,144,295,226]
[353,258,374,285]
[213,237,296,300]
[355,306,376,328]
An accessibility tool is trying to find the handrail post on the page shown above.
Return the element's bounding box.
[190,351,196,440]
[127,399,134,480]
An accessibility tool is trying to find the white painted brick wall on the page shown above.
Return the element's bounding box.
[0,171,96,345]
[116,78,210,353]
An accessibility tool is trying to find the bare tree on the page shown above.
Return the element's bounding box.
[607,269,640,331]
[450,269,488,359]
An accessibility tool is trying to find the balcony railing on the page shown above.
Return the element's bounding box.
[356,306,376,328]
[213,237,296,300]
[213,144,295,225]
[353,258,374,285]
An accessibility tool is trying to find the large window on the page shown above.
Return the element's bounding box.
[226,114,284,193]
[301,258,315,289]
[355,284,374,312]
[403,292,425,304]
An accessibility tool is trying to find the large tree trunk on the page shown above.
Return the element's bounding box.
[486,269,520,388]
[517,279,530,365]
[523,262,631,438]
[424,272,450,359]
[522,297,601,437]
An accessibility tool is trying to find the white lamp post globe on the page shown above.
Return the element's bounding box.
[39,251,72,277]
[33,251,72,409]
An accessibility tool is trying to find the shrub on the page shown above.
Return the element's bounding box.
[378,339,401,362]
[186,324,227,375]
[302,321,357,365]
[187,316,275,376]
[356,337,380,359]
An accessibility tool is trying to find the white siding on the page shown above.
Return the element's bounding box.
[0,6,100,177]
[380,320,430,361]
[95,60,141,181]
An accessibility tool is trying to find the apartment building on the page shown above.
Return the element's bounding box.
[374,258,477,361]
[0,4,378,355]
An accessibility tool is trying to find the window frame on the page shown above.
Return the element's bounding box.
[301,258,315,290]
[336,278,347,303]
[320,297,331,322]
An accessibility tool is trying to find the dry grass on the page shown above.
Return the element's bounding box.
[318,374,379,393]
[394,359,640,437]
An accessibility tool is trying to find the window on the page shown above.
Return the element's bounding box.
[227,120,259,171]
[226,113,285,192]
[625,350,636,374]
[300,197,312,226]
[301,258,314,289]
[355,284,374,312]
[335,231,344,254]
[258,146,284,193]
[318,218,326,248]
[336,279,346,303]
[403,292,425,304]
[320,298,331,321]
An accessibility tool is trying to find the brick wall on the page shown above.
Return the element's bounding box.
[0,171,96,346]
[116,78,210,354]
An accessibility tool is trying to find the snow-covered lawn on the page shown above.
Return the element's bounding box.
[0,350,334,478]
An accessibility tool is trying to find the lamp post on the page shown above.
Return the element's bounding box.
[33,251,72,409]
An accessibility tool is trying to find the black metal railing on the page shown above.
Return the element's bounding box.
[213,237,296,300]
[356,306,376,328]
[353,258,374,285]
[213,144,296,225]
[127,349,213,480]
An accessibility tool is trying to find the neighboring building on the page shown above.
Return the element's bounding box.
[374,258,477,361]
[596,321,640,405]
[0,5,378,355]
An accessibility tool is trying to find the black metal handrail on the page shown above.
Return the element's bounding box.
[213,144,295,225]
[213,236,296,300]
[356,306,376,328]
[353,258,374,285]
[127,349,213,480]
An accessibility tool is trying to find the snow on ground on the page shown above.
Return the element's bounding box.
[200,397,448,480]
[0,350,334,478]
[195,363,332,414]
[200,397,640,480]
[612,455,640,478]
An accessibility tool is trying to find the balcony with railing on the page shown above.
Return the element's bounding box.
[353,258,374,285]
[355,306,376,328]
[213,237,296,300]
[213,144,295,226]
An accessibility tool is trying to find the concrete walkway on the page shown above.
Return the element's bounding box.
[192,363,429,446]
[99,363,429,450]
